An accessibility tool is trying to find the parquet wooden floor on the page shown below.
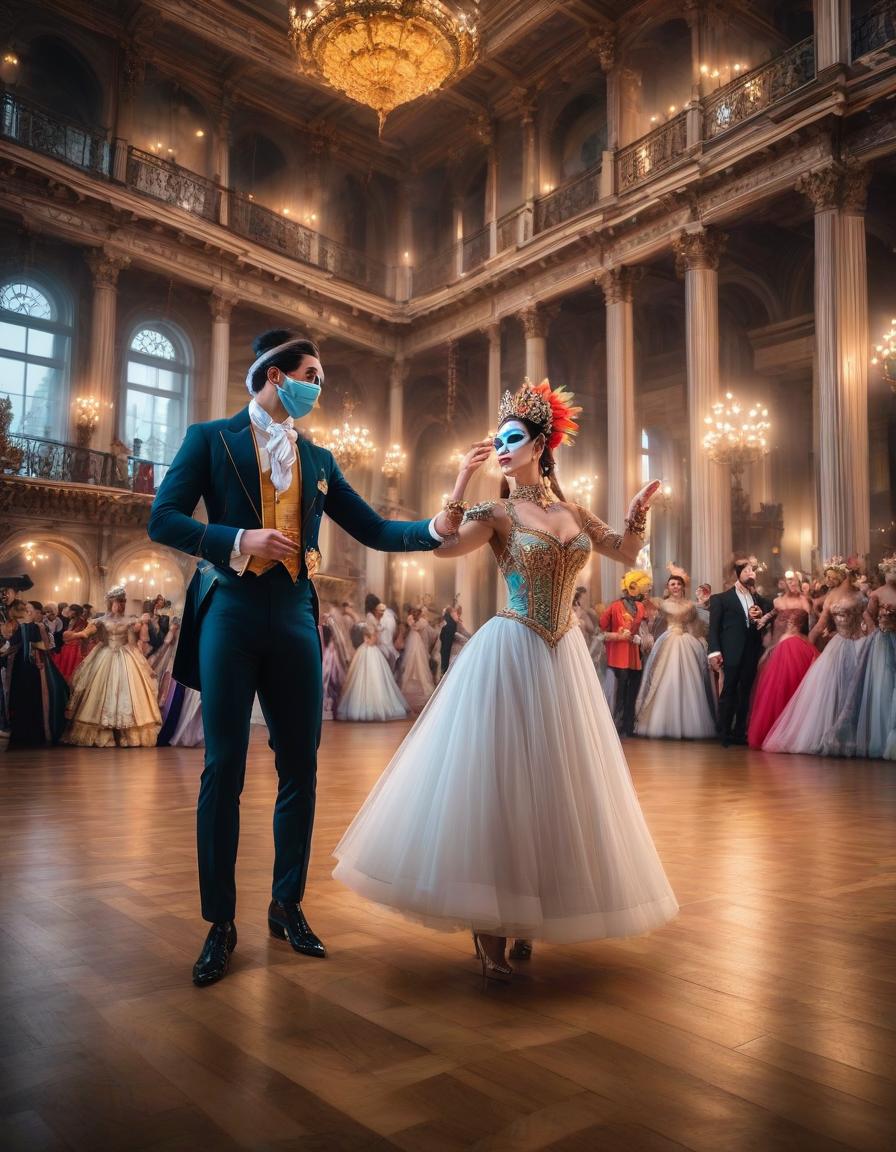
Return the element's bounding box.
[1,725,894,1152]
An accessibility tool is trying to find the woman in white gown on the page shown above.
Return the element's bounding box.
[334,379,677,980]
[399,609,436,713]
[635,567,717,740]
[336,624,408,722]
[763,559,869,756]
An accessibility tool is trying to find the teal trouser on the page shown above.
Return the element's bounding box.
[196,564,322,922]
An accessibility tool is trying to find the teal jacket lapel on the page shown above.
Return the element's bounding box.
[220,407,262,526]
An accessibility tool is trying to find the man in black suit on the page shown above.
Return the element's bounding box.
[439,606,458,677]
[707,559,774,747]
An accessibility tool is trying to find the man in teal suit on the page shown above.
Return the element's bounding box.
[149,329,461,987]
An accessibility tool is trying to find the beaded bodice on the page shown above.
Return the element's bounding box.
[659,598,696,634]
[877,602,896,633]
[828,600,865,640]
[465,499,606,646]
[102,615,136,649]
[777,608,810,633]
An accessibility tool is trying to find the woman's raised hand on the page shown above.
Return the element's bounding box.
[457,438,493,478]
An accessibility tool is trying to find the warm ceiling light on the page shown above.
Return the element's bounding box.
[3,53,19,65]
[289,0,479,135]
[195,129,205,137]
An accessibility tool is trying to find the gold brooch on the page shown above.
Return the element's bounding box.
[304,548,322,579]
[317,477,328,495]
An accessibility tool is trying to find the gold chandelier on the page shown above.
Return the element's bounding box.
[289,0,479,134]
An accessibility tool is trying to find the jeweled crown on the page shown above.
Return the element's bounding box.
[497,378,553,434]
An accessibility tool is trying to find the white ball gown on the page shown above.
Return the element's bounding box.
[333,501,678,943]
[762,599,869,756]
[828,600,896,759]
[336,634,408,722]
[635,599,717,740]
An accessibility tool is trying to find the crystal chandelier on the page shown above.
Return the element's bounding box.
[871,317,896,392]
[568,474,599,508]
[289,0,479,135]
[323,400,376,470]
[22,541,49,567]
[382,443,407,479]
[702,391,770,469]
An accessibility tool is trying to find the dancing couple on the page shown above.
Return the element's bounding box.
[151,331,676,987]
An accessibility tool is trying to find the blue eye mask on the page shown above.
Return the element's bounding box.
[493,426,532,455]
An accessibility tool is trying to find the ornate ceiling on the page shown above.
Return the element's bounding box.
[9,0,784,169]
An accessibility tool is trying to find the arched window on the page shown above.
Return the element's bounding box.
[123,323,190,463]
[641,428,651,482]
[0,278,72,439]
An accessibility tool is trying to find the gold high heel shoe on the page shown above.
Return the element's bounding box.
[509,938,533,961]
[472,932,513,983]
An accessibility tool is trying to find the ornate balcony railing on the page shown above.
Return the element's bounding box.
[8,433,166,494]
[126,148,217,220]
[412,244,458,296]
[534,163,602,233]
[616,112,688,193]
[230,193,313,262]
[462,224,491,273]
[318,234,391,296]
[852,0,896,59]
[1,89,109,175]
[496,206,527,252]
[704,38,815,139]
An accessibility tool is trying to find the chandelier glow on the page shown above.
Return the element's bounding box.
[382,443,407,479]
[702,391,770,465]
[289,0,479,134]
[870,318,896,391]
[324,415,376,470]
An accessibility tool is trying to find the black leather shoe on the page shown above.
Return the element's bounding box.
[192,921,237,987]
[268,901,327,957]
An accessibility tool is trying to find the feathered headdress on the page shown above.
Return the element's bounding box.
[821,555,853,579]
[497,377,582,451]
[105,585,127,602]
[666,562,690,585]
[878,554,896,577]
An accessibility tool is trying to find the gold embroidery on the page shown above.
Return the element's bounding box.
[304,547,322,579]
[317,477,329,495]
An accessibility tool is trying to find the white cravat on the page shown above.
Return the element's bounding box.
[248,398,297,494]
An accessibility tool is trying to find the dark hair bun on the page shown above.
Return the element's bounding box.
[253,329,295,358]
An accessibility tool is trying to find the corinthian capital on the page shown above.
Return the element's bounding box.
[797,163,870,214]
[519,304,551,340]
[209,291,237,322]
[673,229,727,275]
[86,248,130,288]
[598,265,642,306]
[588,30,616,73]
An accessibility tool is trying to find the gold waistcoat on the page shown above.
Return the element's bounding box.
[245,450,301,581]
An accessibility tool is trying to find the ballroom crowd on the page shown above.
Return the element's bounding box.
[2,552,894,761]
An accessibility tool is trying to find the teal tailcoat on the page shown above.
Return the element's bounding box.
[148,405,439,691]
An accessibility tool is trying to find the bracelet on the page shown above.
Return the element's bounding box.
[624,502,648,538]
[443,499,469,517]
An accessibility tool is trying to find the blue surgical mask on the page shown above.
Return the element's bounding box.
[277,374,322,420]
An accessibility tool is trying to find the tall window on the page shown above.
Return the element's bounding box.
[0,279,71,439]
[641,428,651,483]
[123,324,190,463]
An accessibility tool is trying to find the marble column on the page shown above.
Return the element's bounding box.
[598,266,640,598]
[485,321,503,614]
[814,0,851,69]
[799,163,871,561]
[84,249,130,449]
[520,304,549,382]
[214,104,231,226]
[590,30,618,199]
[684,0,706,145]
[208,292,235,419]
[674,229,731,589]
[388,356,407,446]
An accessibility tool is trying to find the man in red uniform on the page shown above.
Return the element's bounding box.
[600,570,651,737]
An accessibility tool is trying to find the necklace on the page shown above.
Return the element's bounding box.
[509,482,554,509]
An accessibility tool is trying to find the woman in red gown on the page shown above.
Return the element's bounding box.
[747,608,818,749]
[52,604,90,684]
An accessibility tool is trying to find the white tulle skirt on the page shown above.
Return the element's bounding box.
[333,617,678,942]
[762,633,870,755]
[337,644,408,722]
